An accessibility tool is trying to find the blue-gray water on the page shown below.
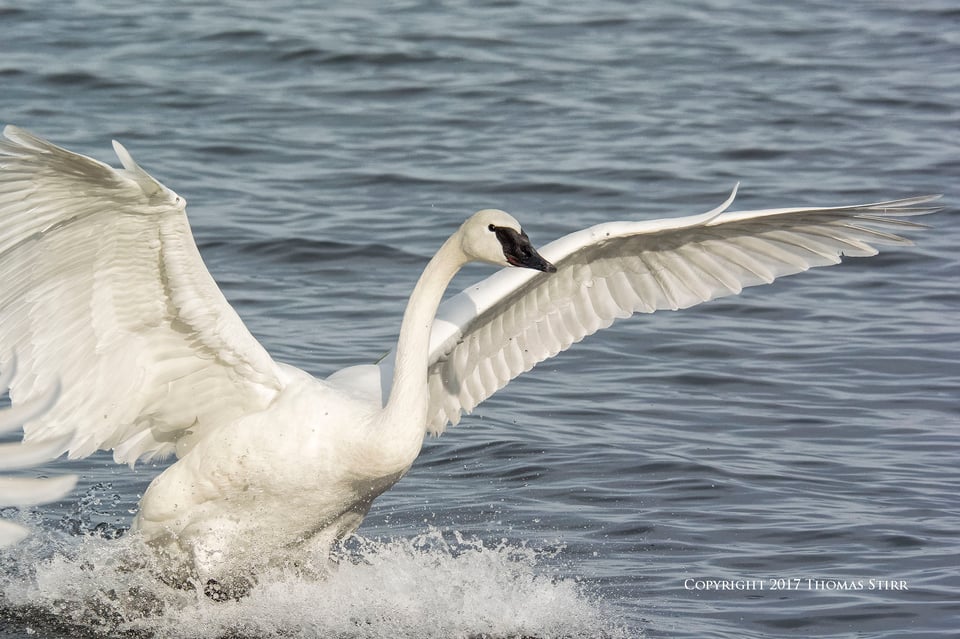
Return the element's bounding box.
[1,1,958,637]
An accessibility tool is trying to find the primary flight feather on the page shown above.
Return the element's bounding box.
[0,359,76,546]
[0,125,940,585]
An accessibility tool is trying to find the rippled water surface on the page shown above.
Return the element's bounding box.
[1,1,958,638]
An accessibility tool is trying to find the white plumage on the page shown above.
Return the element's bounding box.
[0,126,940,580]
[0,358,76,546]
[409,189,940,433]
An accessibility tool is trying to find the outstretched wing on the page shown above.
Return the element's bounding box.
[0,127,284,464]
[420,188,941,434]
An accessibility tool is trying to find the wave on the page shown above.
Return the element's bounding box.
[0,524,630,639]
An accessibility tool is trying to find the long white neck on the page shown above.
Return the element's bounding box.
[380,230,467,434]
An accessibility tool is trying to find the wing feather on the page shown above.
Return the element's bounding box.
[0,127,284,464]
[420,191,941,433]
[0,366,77,546]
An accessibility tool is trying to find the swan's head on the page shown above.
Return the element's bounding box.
[460,209,557,273]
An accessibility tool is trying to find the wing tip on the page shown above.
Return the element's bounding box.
[112,139,139,172]
[1,124,46,153]
[109,138,184,205]
[1,124,29,141]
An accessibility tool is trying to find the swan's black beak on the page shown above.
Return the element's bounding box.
[495,227,557,273]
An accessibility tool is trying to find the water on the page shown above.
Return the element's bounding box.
[1,1,958,637]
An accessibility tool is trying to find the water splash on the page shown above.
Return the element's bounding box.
[0,523,631,639]
[55,482,127,539]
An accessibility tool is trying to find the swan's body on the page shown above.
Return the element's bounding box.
[130,212,554,579]
[0,126,940,580]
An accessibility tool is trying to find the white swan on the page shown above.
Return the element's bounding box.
[0,361,76,546]
[0,126,940,581]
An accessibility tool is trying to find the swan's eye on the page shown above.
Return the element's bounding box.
[488,224,496,232]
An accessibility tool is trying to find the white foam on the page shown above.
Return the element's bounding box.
[1,523,631,638]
